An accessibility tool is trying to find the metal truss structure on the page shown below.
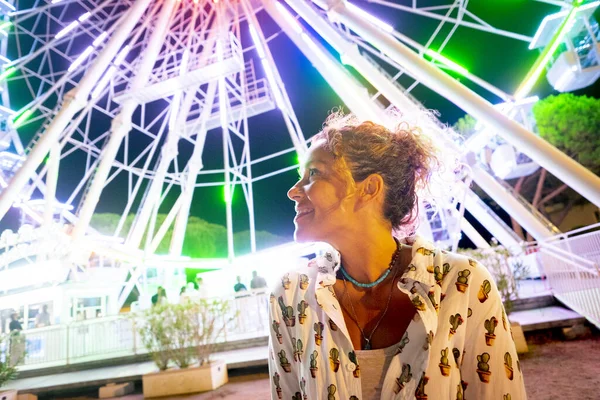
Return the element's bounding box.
[0,0,598,307]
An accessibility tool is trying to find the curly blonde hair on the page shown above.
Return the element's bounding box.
[312,110,453,231]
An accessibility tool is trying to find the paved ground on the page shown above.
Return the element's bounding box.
[36,335,599,400]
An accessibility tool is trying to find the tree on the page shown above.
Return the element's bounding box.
[453,94,600,236]
[533,93,600,175]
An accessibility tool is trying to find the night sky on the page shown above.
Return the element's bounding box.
[2,1,599,247]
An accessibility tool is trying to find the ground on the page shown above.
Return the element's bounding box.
[37,335,600,400]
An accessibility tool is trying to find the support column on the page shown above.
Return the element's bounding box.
[0,0,154,220]
[43,144,60,227]
[170,82,218,256]
[325,0,600,208]
[72,0,178,241]
[261,0,387,123]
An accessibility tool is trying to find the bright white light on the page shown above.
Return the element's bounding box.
[346,2,394,33]
[55,20,79,40]
[261,58,285,109]
[276,2,302,34]
[78,12,91,22]
[92,31,108,47]
[249,24,266,59]
[51,0,64,4]
[114,45,130,65]
[91,65,116,99]
[68,46,93,72]
[571,65,578,72]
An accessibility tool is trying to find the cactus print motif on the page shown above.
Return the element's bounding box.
[267,237,527,400]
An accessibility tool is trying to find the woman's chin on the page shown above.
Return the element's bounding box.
[294,228,316,243]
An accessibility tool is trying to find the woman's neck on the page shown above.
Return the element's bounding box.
[333,225,398,284]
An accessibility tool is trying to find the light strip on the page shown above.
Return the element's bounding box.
[346,2,393,33]
[276,2,302,34]
[92,31,108,47]
[425,49,468,75]
[55,21,79,40]
[12,109,32,128]
[68,45,94,72]
[90,45,129,99]
[515,3,587,100]
[0,66,16,81]
[114,45,130,65]
[249,24,266,58]
[261,59,285,108]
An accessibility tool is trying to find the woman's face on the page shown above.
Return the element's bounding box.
[288,142,356,243]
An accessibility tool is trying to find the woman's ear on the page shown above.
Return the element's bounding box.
[358,174,385,206]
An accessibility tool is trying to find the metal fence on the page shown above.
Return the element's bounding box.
[538,224,600,329]
[15,291,270,371]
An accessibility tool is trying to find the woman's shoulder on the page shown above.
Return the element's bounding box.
[437,249,496,283]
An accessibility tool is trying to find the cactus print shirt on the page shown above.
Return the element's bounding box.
[268,236,527,400]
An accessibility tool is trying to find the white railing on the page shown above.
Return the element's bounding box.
[537,224,600,329]
[15,291,270,371]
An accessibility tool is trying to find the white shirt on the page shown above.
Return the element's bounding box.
[268,236,527,400]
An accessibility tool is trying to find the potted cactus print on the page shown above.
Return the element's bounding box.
[273,373,282,399]
[427,290,439,312]
[456,383,463,400]
[348,351,360,378]
[300,378,307,400]
[434,263,450,286]
[415,372,429,400]
[394,363,412,394]
[327,384,336,400]
[328,318,339,331]
[278,296,296,327]
[476,352,491,383]
[411,295,426,311]
[297,301,308,324]
[504,394,511,400]
[484,316,498,346]
[309,351,318,378]
[439,348,451,376]
[468,259,477,268]
[455,269,471,293]
[502,310,508,330]
[272,320,282,344]
[452,348,461,366]
[292,392,302,400]
[293,339,304,362]
[396,332,410,354]
[281,273,291,290]
[504,352,514,380]
[350,397,359,400]
[416,247,435,256]
[449,313,463,338]
[329,348,340,372]
[314,322,324,345]
[423,330,434,351]
[278,350,291,373]
[299,274,309,290]
[478,280,492,303]
[467,308,473,318]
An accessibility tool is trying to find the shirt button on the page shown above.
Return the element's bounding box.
[346,363,356,372]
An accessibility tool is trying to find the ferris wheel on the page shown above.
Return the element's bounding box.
[0,0,598,269]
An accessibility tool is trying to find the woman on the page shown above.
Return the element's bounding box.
[268,113,526,400]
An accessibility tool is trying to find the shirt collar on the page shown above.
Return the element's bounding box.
[312,235,436,290]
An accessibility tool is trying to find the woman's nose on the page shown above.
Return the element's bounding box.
[288,182,303,201]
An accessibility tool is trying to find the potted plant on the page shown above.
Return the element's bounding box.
[0,332,24,400]
[136,298,234,398]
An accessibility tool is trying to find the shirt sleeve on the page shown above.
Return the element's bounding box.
[268,274,302,400]
[461,262,528,400]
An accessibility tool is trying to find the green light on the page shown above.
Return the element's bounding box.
[0,67,16,82]
[12,109,32,128]
[425,50,469,76]
[515,5,580,99]
[0,21,12,32]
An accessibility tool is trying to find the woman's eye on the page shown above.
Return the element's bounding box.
[308,168,319,177]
